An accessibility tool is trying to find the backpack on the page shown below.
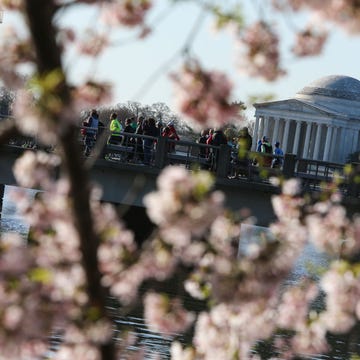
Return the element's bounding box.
[213,131,227,146]
[263,143,272,154]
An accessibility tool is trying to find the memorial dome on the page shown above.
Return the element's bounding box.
[296,75,360,102]
[253,75,360,164]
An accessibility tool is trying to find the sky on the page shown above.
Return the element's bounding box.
[5,1,360,120]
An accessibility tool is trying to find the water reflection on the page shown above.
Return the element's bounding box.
[239,223,331,282]
[0,185,35,238]
[115,316,178,359]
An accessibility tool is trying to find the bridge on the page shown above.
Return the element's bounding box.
[0,133,359,227]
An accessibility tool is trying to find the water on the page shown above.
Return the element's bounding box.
[0,185,34,237]
[0,185,178,359]
[239,223,330,282]
[0,186,354,359]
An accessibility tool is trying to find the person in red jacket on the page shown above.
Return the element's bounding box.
[206,128,214,145]
[162,121,180,152]
[167,121,180,141]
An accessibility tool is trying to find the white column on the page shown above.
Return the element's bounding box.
[330,126,339,161]
[263,116,270,138]
[292,120,302,155]
[351,129,359,153]
[302,122,312,158]
[347,130,355,156]
[353,130,360,153]
[259,116,265,140]
[313,123,323,160]
[338,128,346,163]
[252,116,260,151]
[322,125,333,161]
[282,119,291,153]
[273,117,280,144]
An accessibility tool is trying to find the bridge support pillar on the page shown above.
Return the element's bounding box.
[283,154,296,178]
[216,145,231,178]
[154,137,167,169]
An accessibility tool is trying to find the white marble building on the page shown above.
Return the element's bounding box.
[252,75,360,164]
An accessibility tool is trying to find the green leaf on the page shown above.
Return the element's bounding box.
[29,267,53,284]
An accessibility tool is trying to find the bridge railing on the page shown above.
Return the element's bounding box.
[4,129,360,197]
[230,151,285,181]
[286,156,359,198]
[97,132,222,171]
[296,158,344,180]
[98,133,360,197]
[8,128,292,182]
[100,131,156,164]
[154,136,220,169]
[293,157,350,192]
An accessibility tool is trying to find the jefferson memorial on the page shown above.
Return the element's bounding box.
[252,75,360,164]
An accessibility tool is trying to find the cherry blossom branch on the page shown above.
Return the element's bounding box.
[25,1,63,75]
[110,1,174,46]
[131,5,207,100]
[53,0,103,13]
[24,1,115,359]
[180,4,208,55]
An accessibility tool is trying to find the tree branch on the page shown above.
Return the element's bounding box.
[24,1,115,359]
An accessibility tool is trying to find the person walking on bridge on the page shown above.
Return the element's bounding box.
[134,116,144,162]
[271,141,284,168]
[260,136,273,167]
[142,118,158,165]
[83,109,99,156]
[108,112,123,145]
[209,127,227,171]
[238,127,252,160]
[162,121,180,152]
[235,126,253,177]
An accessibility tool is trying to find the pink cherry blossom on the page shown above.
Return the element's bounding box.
[237,21,286,81]
[272,0,360,34]
[171,341,196,360]
[170,60,239,128]
[292,26,328,57]
[0,0,24,11]
[304,195,360,258]
[76,29,109,57]
[144,292,195,336]
[277,281,319,331]
[144,166,225,247]
[0,233,30,275]
[3,1,360,359]
[2,305,24,331]
[13,150,61,190]
[320,261,360,333]
[72,81,113,109]
[290,319,329,356]
[12,89,64,144]
[100,0,152,27]
[0,25,32,88]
